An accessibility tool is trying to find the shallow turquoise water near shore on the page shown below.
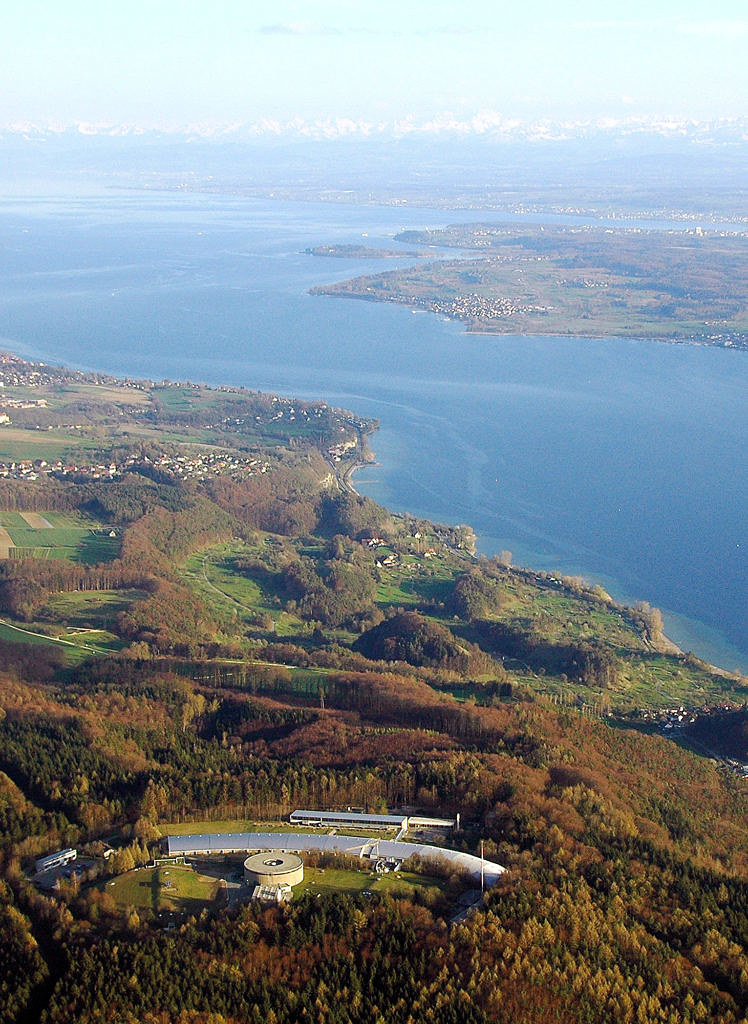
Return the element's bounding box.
[0,191,745,671]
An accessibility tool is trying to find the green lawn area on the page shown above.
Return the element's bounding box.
[157,819,262,837]
[100,868,220,917]
[296,866,374,897]
[376,567,456,608]
[374,869,447,897]
[180,542,305,636]
[100,868,157,909]
[296,866,447,900]
[0,619,63,648]
[101,866,219,914]
[157,820,400,840]
[43,589,146,630]
[0,617,122,662]
[104,858,451,913]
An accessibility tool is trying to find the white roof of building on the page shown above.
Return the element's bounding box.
[290,809,407,826]
[166,832,505,886]
[35,848,76,867]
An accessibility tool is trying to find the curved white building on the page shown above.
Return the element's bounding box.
[167,832,505,887]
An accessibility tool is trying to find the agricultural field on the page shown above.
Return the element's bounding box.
[0,381,151,412]
[0,511,119,562]
[0,512,118,569]
[51,382,152,409]
[0,525,12,558]
[0,426,104,463]
[0,619,63,649]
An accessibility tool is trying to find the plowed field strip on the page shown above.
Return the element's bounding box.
[0,527,13,558]
[19,512,53,528]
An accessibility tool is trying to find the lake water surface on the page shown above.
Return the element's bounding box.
[0,190,745,671]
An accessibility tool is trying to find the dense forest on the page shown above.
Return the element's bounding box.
[0,355,745,1023]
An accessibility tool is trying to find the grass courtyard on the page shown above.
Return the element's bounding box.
[101,866,220,915]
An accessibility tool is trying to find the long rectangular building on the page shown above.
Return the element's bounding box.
[289,809,408,830]
[35,848,77,874]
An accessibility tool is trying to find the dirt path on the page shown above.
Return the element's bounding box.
[0,618,78,647]
[0,617,108,654]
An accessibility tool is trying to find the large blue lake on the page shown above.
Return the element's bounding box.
[0,190,745,671]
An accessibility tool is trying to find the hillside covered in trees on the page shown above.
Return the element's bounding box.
[0,353,745,1024]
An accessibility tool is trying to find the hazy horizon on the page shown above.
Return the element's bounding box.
[3,1,746,128]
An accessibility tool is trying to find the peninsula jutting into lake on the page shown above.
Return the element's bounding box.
[312,221,748,348]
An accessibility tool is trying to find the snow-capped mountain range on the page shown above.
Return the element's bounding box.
[2,114,747,145]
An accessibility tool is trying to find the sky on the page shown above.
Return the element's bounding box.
[1,0,746,128]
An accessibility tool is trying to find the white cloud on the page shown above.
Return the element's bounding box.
[570,19,666,31]
[259,22,340,36]
[676,20,748,38]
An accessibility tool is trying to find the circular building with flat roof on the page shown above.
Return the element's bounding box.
[244,851,304,888]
